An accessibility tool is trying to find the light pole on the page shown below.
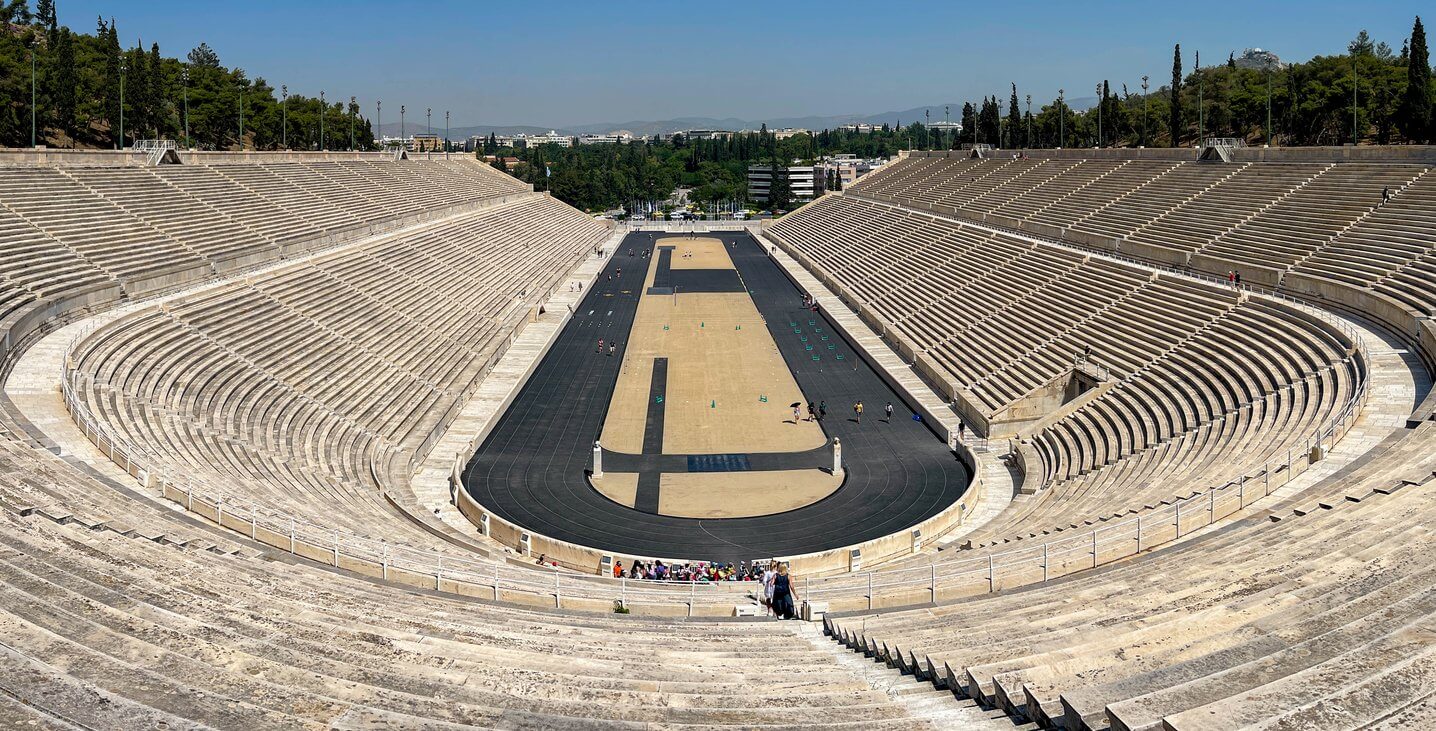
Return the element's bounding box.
[426,107,432,157]
[1266,66,1273,147]
[1058,88,1065,149]
[1141,76,1150,147]
[1096,82,1103,148]
[1197,50,1204,146]
[400,105,406,149]
[319,91,325,151]
[181,67,190,149]
[1351,49,1359,144]
[118,56,126,150]
[924,109,929,149]
[29,38,37,148]
[238,83,244,151]
[281,85,288,149]
[1025,94,1032,148]
[350,96,356,151]
[376,100,382,150]
[444,110,450,158]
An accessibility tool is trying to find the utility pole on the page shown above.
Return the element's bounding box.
[118,56,126,150]
[376,100,382,150]
[445,110,450,158]
[350,96,356,151]
[238,82,244,151]
[401,105,406,148]
[281,85,288,149]
[319,90,325,151]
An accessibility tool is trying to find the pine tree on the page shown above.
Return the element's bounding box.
[51,27,76,138]
[147,42,163,138]
[1007,83,1022,149]
[1398,16,1432,143]
[1169,43,1184,146]
[36,0,55,35]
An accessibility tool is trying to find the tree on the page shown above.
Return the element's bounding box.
[35,0,55,33]
[187,42,219,68]
[1007,84,1022,148]
[1399,16,1432,143]
[1169,43,1184,146]
[52,27,76,138]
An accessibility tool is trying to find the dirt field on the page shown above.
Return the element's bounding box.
[656,469,841,518]
[600,237,825,455]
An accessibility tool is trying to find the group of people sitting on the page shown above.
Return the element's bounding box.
[610,559,801,620]
[613,558,763,583]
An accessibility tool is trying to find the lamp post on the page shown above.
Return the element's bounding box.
[1141,75,1150,147]
[376,100,382,150]
[1351,49,1359,144]
[426,107,432,156]
[238,83,244,151]
[118,56,126,150]
[1197,50,1204,146]
[29,38,37,148]
[319,90,325,151]
[400,105,406,149]
[1058,88,1065,149]
[444,110,450,158]
[350,96,356,151]
[281,85,288,149]
[924,109,930,149]
[181,67,190,149]
[1096,82,1103,148]
[1025,94,1031,148]
[1266,66,1273,147]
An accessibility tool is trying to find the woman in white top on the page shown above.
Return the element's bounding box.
[762,561,778,613]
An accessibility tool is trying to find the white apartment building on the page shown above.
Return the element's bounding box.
[747,164,823,205]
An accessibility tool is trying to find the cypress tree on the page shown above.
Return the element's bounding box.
[53,27,76,138]
[1398,16,1432,143]
[1007,83,1022,148]
[1169,43,1184,146]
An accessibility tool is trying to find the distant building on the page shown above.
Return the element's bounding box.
[772,128,811,140]
[578,132,633,145]
[928,121,963,133]
[820,154,885,188]
[682,129,736,141]
[839,123,880,133]
[513,130,573,148]
[410,133,443,152]
[748,164,823,205]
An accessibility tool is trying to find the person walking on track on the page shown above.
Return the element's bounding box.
[885,402,894,423]
[818,400,827,421]
[597,338,604,354]
[854,401,864,425]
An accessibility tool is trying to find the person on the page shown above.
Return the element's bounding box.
[958,421,966,441]
[597,338,604,354]
[818,400,827,421]
[762,561,778,611]
[771,564,798,620]
[792,405,802,424]
[806,401,816,422]
[613,560,624,578]
[608,342,616,357]
[854,401,863,424]
[535,554,547,566]
[885,402,894,423]
[1383,186,1391,204]
[1234,271,1241,288]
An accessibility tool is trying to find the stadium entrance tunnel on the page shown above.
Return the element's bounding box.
[461,231,971,565]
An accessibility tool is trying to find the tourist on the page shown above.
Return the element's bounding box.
[806,401,816,421]
[818,400,827,421]
[535,553,547,566]
[1234,271,1242,288]
[613,560,624,578]
[958,421,966,441]
[885,402,894,423]
[762,561,778,611]
[1383,186,1391,204]
[854,401,863,424]
[608,343,616,357]
[597,338,604,354]
[793,405,802,424]
[771,564,798,620]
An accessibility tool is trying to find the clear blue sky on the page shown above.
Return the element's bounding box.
[61,0,1429,128]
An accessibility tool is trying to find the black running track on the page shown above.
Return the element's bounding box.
[462,232,970,562]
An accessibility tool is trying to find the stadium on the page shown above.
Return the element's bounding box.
[2,3,1436,729]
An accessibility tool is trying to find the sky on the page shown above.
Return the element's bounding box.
[60,0,1430,128]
